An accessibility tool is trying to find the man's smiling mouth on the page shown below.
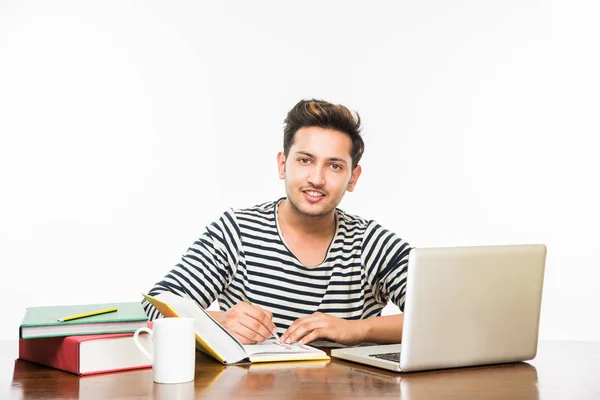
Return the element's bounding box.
[304,190,325,197]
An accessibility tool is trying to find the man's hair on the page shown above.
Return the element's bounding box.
[283,99,364,169]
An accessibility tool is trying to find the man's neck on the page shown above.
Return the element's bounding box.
[278,199,336,237]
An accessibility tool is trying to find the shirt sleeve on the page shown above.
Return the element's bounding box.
[141,209,242,320]
[362,222,412,313]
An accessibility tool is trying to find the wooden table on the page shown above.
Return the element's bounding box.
[1,341,599,399]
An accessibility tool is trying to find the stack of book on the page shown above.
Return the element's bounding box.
[18,301,151,376]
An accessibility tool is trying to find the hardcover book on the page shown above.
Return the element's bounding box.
[19,302,149,339]
[18,333,152,376]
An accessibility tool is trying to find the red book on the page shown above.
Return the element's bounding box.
[19,333,152,376]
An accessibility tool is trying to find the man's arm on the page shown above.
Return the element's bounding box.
[358,314,404,343]
[281,313,403,345]
[141,212,237,319]
[141,210,276,343]
[141,211,240,318]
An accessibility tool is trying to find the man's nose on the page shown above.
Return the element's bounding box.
[307,166,325,186]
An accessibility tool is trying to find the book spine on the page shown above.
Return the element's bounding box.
[19,337,81,375]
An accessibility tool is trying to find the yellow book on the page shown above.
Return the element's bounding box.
[143,293,330,365]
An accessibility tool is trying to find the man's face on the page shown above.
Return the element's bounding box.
[277,126,362,218]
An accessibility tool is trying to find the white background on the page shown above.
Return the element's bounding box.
[0,1,598,341]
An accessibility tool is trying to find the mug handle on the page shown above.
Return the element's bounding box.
[133,327,153,362]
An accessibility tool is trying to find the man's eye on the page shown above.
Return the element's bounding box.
[299,158,310,164]
[331,164,342,170]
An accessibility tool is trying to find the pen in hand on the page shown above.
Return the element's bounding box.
[243,298,282,343]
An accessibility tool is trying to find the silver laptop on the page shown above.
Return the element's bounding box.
[331,244,546,372]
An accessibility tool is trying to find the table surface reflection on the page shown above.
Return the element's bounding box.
[2,340,599,399]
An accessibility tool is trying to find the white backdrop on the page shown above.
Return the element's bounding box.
[1,1,598,341]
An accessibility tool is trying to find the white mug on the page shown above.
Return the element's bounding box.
[133,317,196,384]
[153,380,195,400]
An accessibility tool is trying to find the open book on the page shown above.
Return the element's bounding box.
[143,293,330,365]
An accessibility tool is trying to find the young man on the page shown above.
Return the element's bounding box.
[142,99,411,346]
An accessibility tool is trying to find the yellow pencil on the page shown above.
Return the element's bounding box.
[57,307,118,322]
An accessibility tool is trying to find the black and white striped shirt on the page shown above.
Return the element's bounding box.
[142,199,411,332]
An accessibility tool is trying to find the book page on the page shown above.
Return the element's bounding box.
[243,340,317,356]
[243,339,329,363]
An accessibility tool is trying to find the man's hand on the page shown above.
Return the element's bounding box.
[209,302,277,344]
[281,312,366,345]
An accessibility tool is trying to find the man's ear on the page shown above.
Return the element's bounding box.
[347,165,362,192]
[277,152,286,179]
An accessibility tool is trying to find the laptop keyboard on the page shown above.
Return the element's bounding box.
[369,352,401,363]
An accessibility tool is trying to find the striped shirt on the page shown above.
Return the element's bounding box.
[142,199,411,332]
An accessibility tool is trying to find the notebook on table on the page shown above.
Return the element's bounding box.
[331,244,547,372]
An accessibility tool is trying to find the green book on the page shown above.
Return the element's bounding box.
[19,302,149,339]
